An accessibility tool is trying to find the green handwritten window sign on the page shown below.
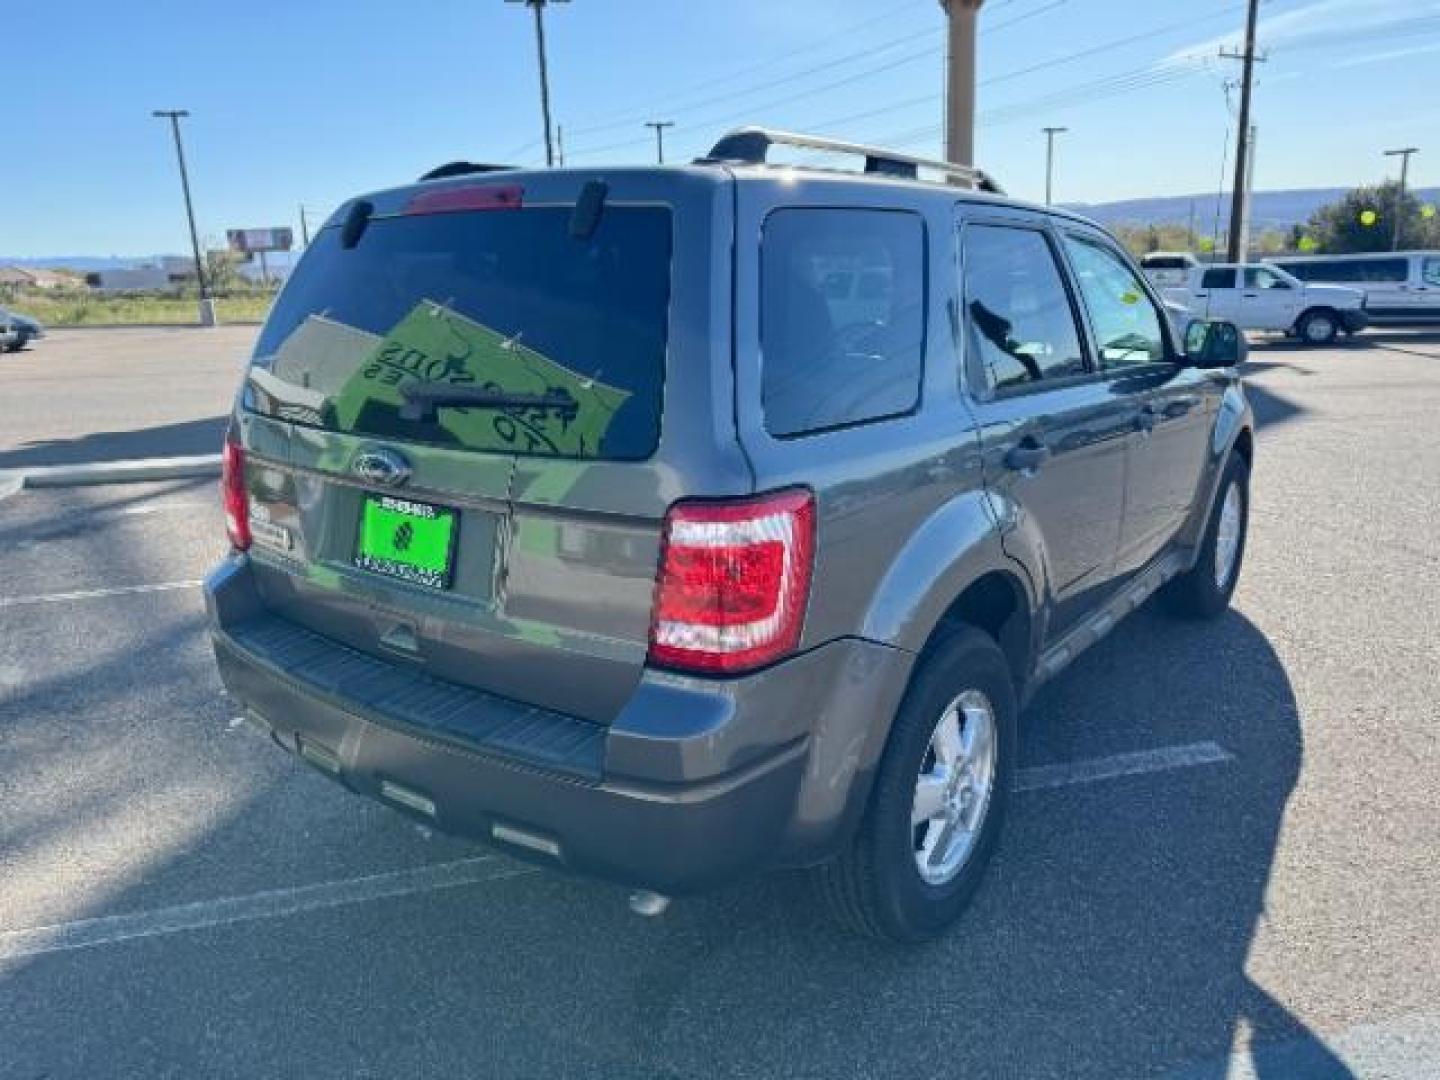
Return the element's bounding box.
[334,300,629,457]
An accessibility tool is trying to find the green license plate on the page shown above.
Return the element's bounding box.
[354,495,458,590]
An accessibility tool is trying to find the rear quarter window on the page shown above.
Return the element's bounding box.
[760,208,926,437]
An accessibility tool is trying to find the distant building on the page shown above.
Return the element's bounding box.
[86,258,197,291]
[0,265,78,289]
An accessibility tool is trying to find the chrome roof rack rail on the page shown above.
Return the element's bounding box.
[698,127,1005,194]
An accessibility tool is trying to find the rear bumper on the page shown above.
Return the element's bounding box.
[205,555,913,894]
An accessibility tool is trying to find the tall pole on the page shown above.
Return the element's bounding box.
[556,124,566,166]
[1223,0,1261,262]
[1042,126,1067,206]
[1385,147,1419,251]
[506,0,567,166]
[152,110,209,302]
[299,204,311,247]
[1237,124,1257,263]
[940,0,985,166]
[645,121,675,165]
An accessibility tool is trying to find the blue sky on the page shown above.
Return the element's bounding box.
[5,0,1438,256]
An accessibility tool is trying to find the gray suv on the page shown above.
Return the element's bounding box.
[205,129,1253,941]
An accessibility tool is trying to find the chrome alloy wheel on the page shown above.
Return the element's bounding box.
[911,690,998,886]
[1214,481,1243,590]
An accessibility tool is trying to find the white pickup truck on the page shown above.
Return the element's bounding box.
[1142,255,1369,345]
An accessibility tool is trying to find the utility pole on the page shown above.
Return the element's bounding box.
[1237,124,1257,263]
[1222,0,1262,262]
[645,120,675,165]
[299,204,311,247]
[505,0,568,167]
[1042,126,1067,205]
[1384,147,1419,251]
[556,124,566,166]
[939,0,985,166]
[151,109,215,326]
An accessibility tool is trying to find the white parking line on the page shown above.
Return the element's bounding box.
[0,858,535,962]
[1016,741,1234,792]
[0,580,202,608]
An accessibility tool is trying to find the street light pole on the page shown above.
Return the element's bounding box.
[506,0,568,167]
[151,109,214,324]
[939,0,985,166]
[1042,126,1067,206]
[645,121,675,164]
[1384,147,1419,251]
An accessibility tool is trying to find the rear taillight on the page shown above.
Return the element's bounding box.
[221,434,251,551]
[404,184,523,215]
[648,489,815,675]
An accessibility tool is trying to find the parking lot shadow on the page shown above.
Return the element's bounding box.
[0,415,227,469]
[0,600,1352,1079]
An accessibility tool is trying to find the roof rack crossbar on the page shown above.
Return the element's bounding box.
[698,127,1005,194]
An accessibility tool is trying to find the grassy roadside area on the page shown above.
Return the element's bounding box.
[8,291,273,327]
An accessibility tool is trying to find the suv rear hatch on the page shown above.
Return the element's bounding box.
[232,168,743,723]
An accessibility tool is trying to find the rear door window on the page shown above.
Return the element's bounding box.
[247,201,672,461]
[1424,258,1440,287]
[1202,267,1237,289]
[962,224,1088,394]
[760,209,926,437]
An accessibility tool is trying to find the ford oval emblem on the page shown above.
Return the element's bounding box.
[352,447,412,487]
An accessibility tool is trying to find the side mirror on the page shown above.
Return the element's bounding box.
[1185,319,1247,368]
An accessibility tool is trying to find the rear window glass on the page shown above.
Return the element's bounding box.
[247,203,672,461]
[761,209,925,437]
[1202,267,1236,289]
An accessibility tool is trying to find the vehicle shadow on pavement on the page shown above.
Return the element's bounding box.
[0,415,227,469]
[0,603,1356,1079]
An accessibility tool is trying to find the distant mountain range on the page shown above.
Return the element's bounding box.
[1066,187,1440,233]
[6,188,1439,266]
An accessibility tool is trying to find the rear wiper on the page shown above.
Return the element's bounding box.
[399,382,579,423]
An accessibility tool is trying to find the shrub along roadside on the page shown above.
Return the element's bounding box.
[3,289,273,327]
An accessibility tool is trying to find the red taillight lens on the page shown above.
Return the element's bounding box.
[404,184,524,215]
[221,435,251,551]
[648,489,815,675]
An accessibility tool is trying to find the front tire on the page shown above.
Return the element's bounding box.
[1163,453,1249,619]
[813,626,1016,942]
[1296,308,1339,346]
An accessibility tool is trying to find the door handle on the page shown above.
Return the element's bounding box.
[1005,439,1051,472]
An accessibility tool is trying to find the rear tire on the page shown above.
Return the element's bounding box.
[1296,308,1339,346]
[813,625,1016,942]
[1162,453,1249,619]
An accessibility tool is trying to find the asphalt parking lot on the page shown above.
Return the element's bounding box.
[1,330,1438,1078]
[0,326,253,469]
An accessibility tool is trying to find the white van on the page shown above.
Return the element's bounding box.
[1269,252,1440,325]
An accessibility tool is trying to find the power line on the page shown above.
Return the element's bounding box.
[559,0,930,139]
[567,0,1068,161]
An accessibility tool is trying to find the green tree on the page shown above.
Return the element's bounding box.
[1305,181,1440,253]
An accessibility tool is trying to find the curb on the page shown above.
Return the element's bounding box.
[0,455,221,500]
[45,323,263,332]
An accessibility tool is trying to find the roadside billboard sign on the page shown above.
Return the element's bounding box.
[227,228,294,254]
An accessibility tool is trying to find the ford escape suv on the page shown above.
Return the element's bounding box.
[206,128,1253,942]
